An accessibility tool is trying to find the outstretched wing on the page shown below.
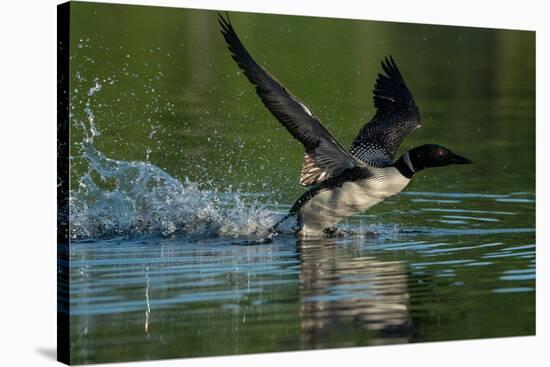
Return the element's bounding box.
[218,14,361,186]
[350,56,421,167]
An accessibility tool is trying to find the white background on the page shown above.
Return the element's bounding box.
[0,0,547,366]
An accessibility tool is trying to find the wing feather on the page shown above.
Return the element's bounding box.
[219,14,360,185]
[350,56,421,166]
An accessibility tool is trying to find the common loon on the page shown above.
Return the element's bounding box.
[218,14,472,237]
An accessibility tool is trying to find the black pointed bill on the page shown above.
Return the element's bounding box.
[447,151,473,164]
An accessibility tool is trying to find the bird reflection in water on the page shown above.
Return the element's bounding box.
[297,238,413,348]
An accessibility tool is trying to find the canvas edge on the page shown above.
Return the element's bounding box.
[57,1,71,365]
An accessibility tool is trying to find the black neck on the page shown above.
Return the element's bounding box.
[394,152,419,179]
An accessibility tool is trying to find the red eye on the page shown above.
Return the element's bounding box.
[435,149,445,157]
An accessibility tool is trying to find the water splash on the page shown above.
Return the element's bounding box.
[70,141,279,240]
[70,78,279,240]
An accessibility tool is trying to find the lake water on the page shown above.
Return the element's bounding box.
[65,3,535,364]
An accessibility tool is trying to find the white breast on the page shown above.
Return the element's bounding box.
[298,167,410,236]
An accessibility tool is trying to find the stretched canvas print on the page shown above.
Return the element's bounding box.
[57,1,536,364]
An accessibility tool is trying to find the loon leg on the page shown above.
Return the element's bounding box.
[244,213,292,245]
[323,227,338,237]
[323,227,354,238]
[268,212,295,237]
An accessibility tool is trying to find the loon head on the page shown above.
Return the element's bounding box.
[408,144,472,171]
